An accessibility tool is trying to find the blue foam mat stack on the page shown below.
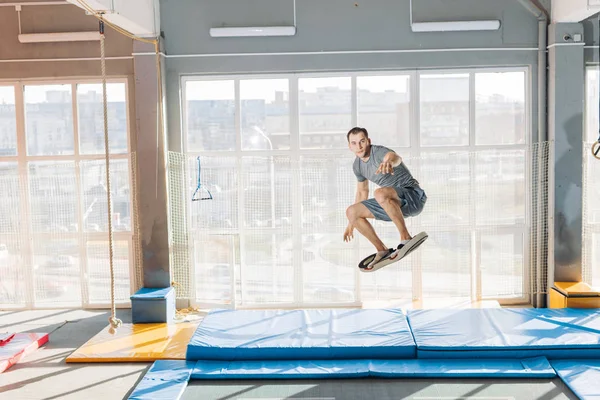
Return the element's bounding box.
[129,308,600,400]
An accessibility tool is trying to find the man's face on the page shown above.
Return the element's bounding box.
[348,132,370,158]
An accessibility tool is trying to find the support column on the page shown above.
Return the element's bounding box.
[548,23,585,283]
[133,40,171,288]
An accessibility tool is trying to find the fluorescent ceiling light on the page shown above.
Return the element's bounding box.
[209,26,296,38]
[18,31,101,43]
[411,20,501,32]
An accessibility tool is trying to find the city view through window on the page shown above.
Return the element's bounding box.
[181,70,532,307]
[0,81,133,308]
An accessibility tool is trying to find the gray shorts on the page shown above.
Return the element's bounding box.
[362,187,427,221]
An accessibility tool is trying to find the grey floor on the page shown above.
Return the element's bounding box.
[183,379,579,400]
[0,309,149,400]
[0,309,580,400]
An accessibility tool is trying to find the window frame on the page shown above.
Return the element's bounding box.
[0,77,135,309]
[583,66,600,286]
[181,66,532,308]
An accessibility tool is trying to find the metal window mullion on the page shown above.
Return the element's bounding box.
[72,83,89,308]
[420,144,526,152]
[468,72,481,301]
[182,77,198,307]
[410,71,421,155]
[80,153,130,160]
[290,76,303,304]
[412,70,423,302]
[181,78,197,306]
[188,149,350,157]
[22,153,129,162]
[235,79,247,307]
[15,81,35,308]
[351,75,358,127]
[350,75,362,304]
[233,78,243,308]
[47,231,130,241]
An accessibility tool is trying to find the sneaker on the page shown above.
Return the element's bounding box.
[365,249,393,269]
[361,248,400,272]
[395,232,429,260]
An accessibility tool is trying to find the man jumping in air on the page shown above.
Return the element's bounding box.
[344,127,428,271]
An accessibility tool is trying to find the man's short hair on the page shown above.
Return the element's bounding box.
[347,127,369,142]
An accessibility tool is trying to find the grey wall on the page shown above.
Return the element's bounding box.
[548,23,585,285]
[584,17,599,63]
[162,0,539,54]
[159,0,542,152]
[0,4,133,78]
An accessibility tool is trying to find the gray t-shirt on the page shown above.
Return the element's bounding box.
[353,145,419,188]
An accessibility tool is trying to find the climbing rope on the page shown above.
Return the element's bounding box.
[75,1,165,329]
[99,18,122,335]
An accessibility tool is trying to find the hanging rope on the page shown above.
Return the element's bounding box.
[99,17,122,335]
[74,0,165,332]
[74,0,163,194]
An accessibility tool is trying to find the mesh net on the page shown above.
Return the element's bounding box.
[530,141,550,298]
[130,152,144,295]
[167,142,551,307]
[167,152,192,299]
[0,155,139,309]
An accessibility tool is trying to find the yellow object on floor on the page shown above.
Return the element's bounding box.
[66,321,199,363]
[549,281,600,309]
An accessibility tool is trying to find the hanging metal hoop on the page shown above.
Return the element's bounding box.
[593,141,600,160]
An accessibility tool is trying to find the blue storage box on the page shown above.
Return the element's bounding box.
[131,287,175,324]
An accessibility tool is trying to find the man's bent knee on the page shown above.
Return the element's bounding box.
[346,203,371,222]
[374,187,398,204]
[346,204,359,222]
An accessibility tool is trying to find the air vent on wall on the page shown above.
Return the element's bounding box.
[210,0,296,37]
[209,26,296,38]
[409,0,501,32]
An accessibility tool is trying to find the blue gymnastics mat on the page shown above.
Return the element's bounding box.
[190,357,556,379]
[187,309,415,360]
[408,308,600,359]
[551,360,600,399]
[127,360,195,400]
[128,357,557,400]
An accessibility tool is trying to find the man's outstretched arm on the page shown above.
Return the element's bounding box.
[376,151,402,175]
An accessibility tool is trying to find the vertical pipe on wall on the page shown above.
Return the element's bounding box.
[538,20,547,143]
[537,18,549,309]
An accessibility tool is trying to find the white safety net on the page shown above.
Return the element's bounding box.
[0,156,139,309]
[168,143,550,308]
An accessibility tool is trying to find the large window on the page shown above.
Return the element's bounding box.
[0,80,135,309]
[584,67,600,287]
[182,68,529,308]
